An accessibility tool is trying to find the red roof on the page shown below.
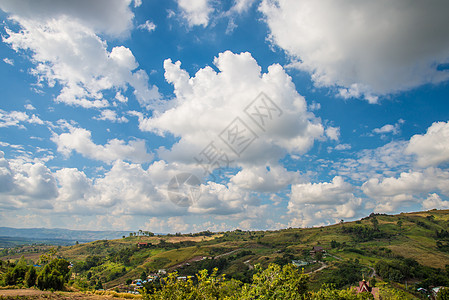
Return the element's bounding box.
[357,280,372,293]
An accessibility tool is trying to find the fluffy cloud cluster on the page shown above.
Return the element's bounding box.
[356,121,449,212]
[176,0,257,28]
[129,51,335,225]
[138,20,157,32]
[51,127,153,164]
[333,140,412,182]
[288,118,449,222]
[422,193,449,210]
[406,121,449,167]
[0,152,183,218]
[177,0,212,27]
[259,0,449,102]
[288,176,362,227]
[0,149,269,230]
[373,119,404,136]
[231,0,257,14]
[362,168,449,212]
[0,152,58,209]
[138,51,325,170]
[145,216,189,233]
[1,1,159,109]
[230,165,299,193]
[94,109,128,123]
[0,109,44,128]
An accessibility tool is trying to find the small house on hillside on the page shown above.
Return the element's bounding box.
[137,242,149,248]
[310,246,325,256]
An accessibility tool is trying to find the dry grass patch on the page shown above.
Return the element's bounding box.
[388,243,449,268]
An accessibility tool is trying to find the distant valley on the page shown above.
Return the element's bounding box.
[0,227,131,247]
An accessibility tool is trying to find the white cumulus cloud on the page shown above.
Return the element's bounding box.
[0,153,58,209]
[3,58,14,65]
[1,1,160,109]
[406,121,449,167]
[94,109,128,123]
[135,51,324,170]
[231,0,257,14]
[288,176,363,227]
[362,168,449,212]
[230,165,299,193]
[373,119,404,135]
[138,20,156,32]
[51,127,153,164]
[422,193,449,210]
[259,0,449,102]
[0,109,44,128]
[177,0,213,27]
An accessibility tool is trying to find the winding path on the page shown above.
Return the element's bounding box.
[304,261,328,274]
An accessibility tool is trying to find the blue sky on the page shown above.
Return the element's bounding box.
[1,0,449,233]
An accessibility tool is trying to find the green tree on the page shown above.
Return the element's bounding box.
[331,240,340,249]
[38,247,58,265]
[37,265,64,290]
[142,268,241,300]
[141,271,147,281]
[36,258,70,290]
[24,266,37,287]
[239,263,309,299]
[4,257,28,286]
[377,282,415,300]
[309,284,373,299]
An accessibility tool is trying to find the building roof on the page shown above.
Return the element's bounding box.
[357,280,372,293]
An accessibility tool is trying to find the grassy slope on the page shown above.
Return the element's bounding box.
[2,209,449,288]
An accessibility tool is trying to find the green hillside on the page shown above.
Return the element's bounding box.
[2,209,449,298]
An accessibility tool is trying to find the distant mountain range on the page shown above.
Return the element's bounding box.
[0,227,131,246]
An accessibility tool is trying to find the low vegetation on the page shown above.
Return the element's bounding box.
[1,210,449,299]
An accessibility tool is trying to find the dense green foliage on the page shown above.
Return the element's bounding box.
[176,251,256,283]
[72,254,104,272]
[0,256,70,290]
[3,257,28,286]
[142,264,383,299]
[315,259,366,289]
[340,224,389,242]
[375,257,449,288]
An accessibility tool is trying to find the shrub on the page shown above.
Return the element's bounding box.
[36,258,70,290]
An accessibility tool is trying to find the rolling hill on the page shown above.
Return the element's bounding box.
[2,209,449,297]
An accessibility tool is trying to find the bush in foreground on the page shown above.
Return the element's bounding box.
[142,263,386,300]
